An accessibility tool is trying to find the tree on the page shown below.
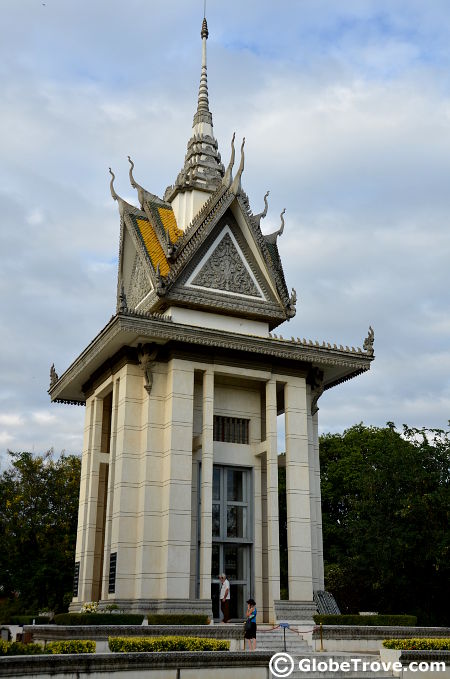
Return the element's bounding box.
[319,424,450,624]
[0,450,81,614]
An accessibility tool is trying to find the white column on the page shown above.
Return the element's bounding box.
[72,398,94,606]
[78,396,103,602]
[312,411,324,589]
[109,363,144,600]
[265,379,280,620]
[285,377,314,601]
[160,358,194,599]
[253,455,263,621]
[307,387,320,591]
[199,369,214,599]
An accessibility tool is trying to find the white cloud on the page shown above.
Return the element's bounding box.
[0,414,23,427]
[31,411,57,425]
[0,432,14,447]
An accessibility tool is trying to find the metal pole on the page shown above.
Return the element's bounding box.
[319,622,324,652]
[283,626,286,652]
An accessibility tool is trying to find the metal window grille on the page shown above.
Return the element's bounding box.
[213,416,249,444]
[108,552,117,594]
[73,561,80,597]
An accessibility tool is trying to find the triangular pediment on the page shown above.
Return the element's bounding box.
[112,180,295,326]
[164,204,289,324]
[185,228,265,300]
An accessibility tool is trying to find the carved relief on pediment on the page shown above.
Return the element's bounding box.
[190,232,262,298]
[127,253,152,309]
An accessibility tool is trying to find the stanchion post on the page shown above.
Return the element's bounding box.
[280,622,289,653]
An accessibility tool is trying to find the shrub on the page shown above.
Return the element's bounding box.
[146,614,210,626]
[108,636,229,652]
[11,616,52,625]
[314,614,417,626]
[80,602,99,614]
[383,639,450,651]
[0,641,43,656]
[46,640,96,654]
[54,613,144,625]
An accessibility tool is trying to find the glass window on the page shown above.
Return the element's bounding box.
[227,469,244,501]
[224,544,247,581]
[213,467,221,501]
[227,505,247,538]
[212,504,221,537]
[211,544,220,577]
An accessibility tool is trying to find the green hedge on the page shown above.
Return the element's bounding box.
[0,641,44,656]
[146,614,210,626]
[383,639,450,651]
[314,615,417,626]
[46,640,96,654]
[108,636,229,652]
[54,613,144,626]
[11,616,52,625]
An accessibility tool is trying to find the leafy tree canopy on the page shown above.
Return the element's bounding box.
[0,450,81,615]
[319,423,450,624]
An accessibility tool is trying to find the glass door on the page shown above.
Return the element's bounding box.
[210,465,253,620]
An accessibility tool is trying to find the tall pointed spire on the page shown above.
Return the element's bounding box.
[193,18,212,128]
[164,15,224,216]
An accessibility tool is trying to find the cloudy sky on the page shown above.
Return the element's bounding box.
[1,0,450,462]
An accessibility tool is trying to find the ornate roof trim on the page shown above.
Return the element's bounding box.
[235,192,293,315]
[49,312,374,405]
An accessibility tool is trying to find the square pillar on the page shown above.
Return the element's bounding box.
[312,411,324,589]
[284,377,313,602]
[109,364,144,600]
[199,369,214,599]
[265,379,280,621]
[160,358,194,599]
[77,395,103,603]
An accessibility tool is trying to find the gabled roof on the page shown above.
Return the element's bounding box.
[110,152,296,328]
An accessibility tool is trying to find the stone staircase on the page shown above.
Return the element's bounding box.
[256,628,396,679]
[256,626,310,654]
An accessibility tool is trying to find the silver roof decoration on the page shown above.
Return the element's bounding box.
[165,17,224,202]
[230,138,245,195]
[49,363,59,390]
[222,132,236,188]
[109,168,119,202]
[363,326,375,355]
[265,208,286,244]
[253,191,270,228]
[194,18,212,127]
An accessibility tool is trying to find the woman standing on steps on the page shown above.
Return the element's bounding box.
[244,598,257,651]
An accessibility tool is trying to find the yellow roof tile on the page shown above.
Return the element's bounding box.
[158,207,183,244]
[136,218,170,276]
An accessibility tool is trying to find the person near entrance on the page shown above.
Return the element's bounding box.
[219,573,230,623]
[244,598,257,650]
